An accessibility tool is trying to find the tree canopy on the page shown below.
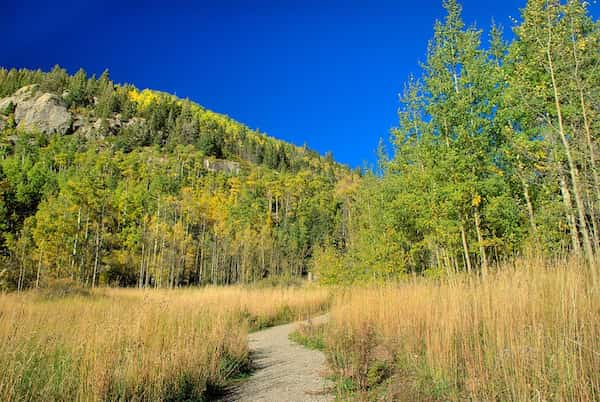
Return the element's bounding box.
[314,0,600,284]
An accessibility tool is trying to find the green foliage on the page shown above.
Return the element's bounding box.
[313,0,600,281]
[289,322,326,351]
[1,100,15,116]
[0,67,350,289]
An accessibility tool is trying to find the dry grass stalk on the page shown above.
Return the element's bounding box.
[0,286,329,401]
[326,257,600,401]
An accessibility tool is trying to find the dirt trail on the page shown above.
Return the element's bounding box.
[219,315,332,402]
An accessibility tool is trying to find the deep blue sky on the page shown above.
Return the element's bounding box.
[2,0,599,167]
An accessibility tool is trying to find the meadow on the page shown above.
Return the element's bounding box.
[324,257,600,401]
[0,285,329,401]
[2,259,600,401]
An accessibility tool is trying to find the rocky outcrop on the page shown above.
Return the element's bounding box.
[204,159,241,175]
[0,85,72,135]
[73,116,121,138]
[72,114,147,139]
[0,85,38,108]
[15,93,71,135]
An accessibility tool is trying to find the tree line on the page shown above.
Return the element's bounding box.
[316,0,600,284]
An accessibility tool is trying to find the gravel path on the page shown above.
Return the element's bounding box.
[218,315,332,402]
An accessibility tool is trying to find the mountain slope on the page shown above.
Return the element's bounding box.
[0,66,354,289]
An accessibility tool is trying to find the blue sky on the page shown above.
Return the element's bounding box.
[2,0,599,167]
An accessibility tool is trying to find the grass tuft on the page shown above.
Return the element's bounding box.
[289,321,327,351]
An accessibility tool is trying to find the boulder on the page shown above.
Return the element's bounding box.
[8,84,39,101]
[0,85,72,135]
[78,117,122,138]
[0,85,39,113]
[14,92,72,135]
[203,159,241,175]
[123,116,146,129]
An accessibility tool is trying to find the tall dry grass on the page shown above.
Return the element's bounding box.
[0,286,329,401]
[326,257,600,401]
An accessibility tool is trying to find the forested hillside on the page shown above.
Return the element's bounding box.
[1,0,598,290]
[0,67,353,289]
[315,0,600,283]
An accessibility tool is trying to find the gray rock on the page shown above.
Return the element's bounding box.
[14,84,39,97]
[72,115,89,132]
[0,85,72,135]
[94,117,122,131]
[123,117,147,129]
[0,85,147,138]
[10,84,39,102]
[0,84,39,113]
[204,159,241,175]
[15,92,72,135]
[74,115,137,139]
[90,117,123,138]
[71,114,95,138]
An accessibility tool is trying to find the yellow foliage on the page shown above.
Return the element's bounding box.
[490,166,504,177]
[229,177,241,200]
[128,88,159,110]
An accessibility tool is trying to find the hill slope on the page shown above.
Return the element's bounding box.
[0,66,354,289]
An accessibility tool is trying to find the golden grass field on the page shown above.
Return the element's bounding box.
[325,257,600,401]
[2,258,599,401]
[0,286,329,401]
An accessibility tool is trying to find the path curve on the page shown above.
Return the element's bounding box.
[219,315,332,402]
